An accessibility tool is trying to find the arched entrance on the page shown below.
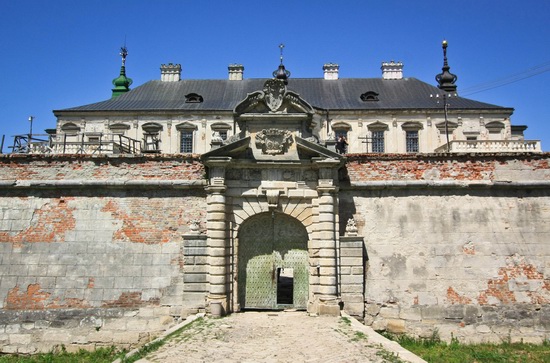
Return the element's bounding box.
[237,212,309,310]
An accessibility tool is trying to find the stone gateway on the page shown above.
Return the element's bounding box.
[0,44,548,353]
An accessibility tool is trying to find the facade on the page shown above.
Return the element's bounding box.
[0,43,548,354]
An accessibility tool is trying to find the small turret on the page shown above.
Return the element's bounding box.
[272,43,290,84]
[435,40,458,93]
[111,46,133,98]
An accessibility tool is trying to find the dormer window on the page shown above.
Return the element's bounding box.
[185,93,204,103]
[360,91,379,102]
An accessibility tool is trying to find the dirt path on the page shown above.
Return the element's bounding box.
[134,311,424,363]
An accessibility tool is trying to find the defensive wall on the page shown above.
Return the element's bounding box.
[0,153,548,353]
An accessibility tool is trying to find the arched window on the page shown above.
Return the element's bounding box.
[185,93,204,103]
[360,91,379,102]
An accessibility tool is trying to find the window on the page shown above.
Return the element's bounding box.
[211,122,231,142]
[176,122,198,153]
[360,91,379,102]
[366,121,388,153]
[372,131,385,152]
[406,131,419,152]
[180,131,193,153]
[401,122,422,153]
[185,93,203,103]
[142,123,163,153]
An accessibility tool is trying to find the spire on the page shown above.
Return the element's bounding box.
[111,46,133,98]
[272,43,290,84]
[435,40,458,93]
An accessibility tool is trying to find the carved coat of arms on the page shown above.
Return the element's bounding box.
[263,79,286,112]
[255,129,294,155]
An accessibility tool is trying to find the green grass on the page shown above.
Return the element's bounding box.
[384,333,550,363]
[0,318,206,363]
[0,346,125,363]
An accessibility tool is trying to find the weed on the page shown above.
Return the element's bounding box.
[352,331,367,342]
[340,317,351,325]
[375,347,406,363]
[383,332,550,363]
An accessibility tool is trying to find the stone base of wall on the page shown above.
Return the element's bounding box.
[0,307,190,354]
[364,303,550,344]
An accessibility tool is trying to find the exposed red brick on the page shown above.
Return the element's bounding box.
[5,284,89,310]
[0,154,205,181]
[462,243,475,255]
[478,259,549,305]
[446,287,472,304]
[101,291,160,308]
[0,198,76,246]
[87,278,95,289]
[102,198,204,244]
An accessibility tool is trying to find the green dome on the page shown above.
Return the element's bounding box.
[111,66,133,98]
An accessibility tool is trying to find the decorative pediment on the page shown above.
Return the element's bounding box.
[234,79,314,116]
[142,122,163,133]
[367,121,388,131]
[175,121,198,131]
[401,122,423,131]
[435,121,458,132]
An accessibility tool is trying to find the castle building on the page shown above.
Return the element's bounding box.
[50,43,540,156]
[0,43,548,353]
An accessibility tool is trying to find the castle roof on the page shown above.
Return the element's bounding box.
[55,77,512,114]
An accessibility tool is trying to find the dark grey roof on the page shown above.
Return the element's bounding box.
[55,78,511,113]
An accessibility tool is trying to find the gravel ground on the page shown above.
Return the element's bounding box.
[135,311,418,363]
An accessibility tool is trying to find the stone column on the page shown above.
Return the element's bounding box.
[204,157,231,314]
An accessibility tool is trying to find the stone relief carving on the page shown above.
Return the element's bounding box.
[189,220,201,234]
[263,79,285,112]
[345,218,358,236]
[255,129,294,155]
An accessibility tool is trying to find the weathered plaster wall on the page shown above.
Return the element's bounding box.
[0,153,548,352]
[0,155,207,353]
[341,153,550,343]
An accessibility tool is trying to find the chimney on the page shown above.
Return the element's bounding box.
[323,63,339,80]
[160,63,181,82]
[228,64,244,80]
[381,61,403,80]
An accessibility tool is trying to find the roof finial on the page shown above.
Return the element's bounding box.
[436,39,458,92]
[273,43,290,84]
[120,45,128,66]
[112,44,133,98]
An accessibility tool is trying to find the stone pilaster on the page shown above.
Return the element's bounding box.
[311,158,342,316]
[203,157,231,314]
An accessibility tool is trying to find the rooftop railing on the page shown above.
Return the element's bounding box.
[434,139,542,153]
[7,133,142,155]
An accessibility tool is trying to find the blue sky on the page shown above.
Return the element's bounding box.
[1,0,549,151]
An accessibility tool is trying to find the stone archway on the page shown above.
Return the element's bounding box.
[237,212,309,310]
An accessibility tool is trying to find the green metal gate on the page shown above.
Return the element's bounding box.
[238,212,309,310]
